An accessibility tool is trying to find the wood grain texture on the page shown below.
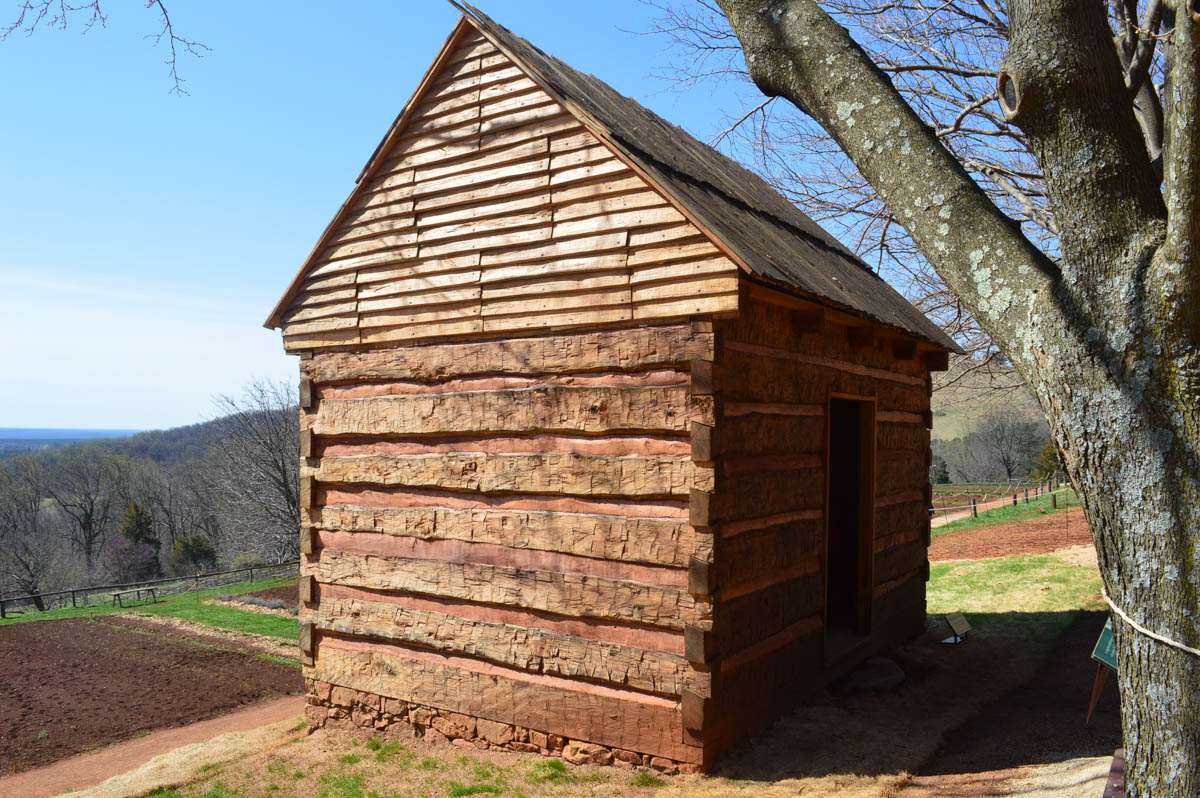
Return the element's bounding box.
[303,324,712,382]
[308,548,706,630]
[315,639,699,762]
[311,594,694,696]
[311,452,709,497]
[317,504,710,567]
[276,44,748,348]
[311,386,715,436]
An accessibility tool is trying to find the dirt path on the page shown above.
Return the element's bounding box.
[931,493,1024,528]
[0,696,304,798]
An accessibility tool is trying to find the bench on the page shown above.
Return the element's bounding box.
[111,587,157,608]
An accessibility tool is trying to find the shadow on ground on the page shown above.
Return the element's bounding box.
[678,610,1117,797]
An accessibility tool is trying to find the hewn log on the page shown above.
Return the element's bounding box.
[316,529,685,589]
[309,549,704,629]
[718,347,927,409]
[713,573,823,657]
[310,594,694,696]
[311,385,714,436]
[303,324,713,383]
[713,415,824,458]
[876,497,926,537]
[318,504,709,567]
[299,525,315,555]
[717,517,822,592]
[312,452,709,497]
[875,538,928,586]
[314,639,699,763]
[300,622,314,666]
[709,471,824,521]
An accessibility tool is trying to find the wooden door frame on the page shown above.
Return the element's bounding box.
[823,392,877,636]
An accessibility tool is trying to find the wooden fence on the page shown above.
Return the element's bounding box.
[0,560,299,619]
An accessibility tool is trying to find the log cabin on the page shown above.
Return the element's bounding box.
[266,3,959,773]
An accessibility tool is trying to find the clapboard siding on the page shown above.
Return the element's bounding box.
[280,33,737,351]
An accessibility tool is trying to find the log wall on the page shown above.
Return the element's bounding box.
[279,28,739,353]
[282,23,938,772]
[298,322,717,767]
[687,293,933,761]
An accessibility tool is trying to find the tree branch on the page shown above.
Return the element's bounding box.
[144,0,208,96]
[709,97,776,146]
[964,158,1059,234]
[1161,3,1200,309]
[716,0,1058,372]
[999,0,1164,276]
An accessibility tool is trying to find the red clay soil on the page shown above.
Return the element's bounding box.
[902,611,1121,795]
[930,506,1093,561]
[0,617,302,774]
[245,584,298,605]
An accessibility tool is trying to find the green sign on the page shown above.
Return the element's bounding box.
[1092,617,1117,671]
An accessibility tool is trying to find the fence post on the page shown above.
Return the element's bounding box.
[249,567,254,584]
[71,590,76,608]
[1052,493,1058,510]
[1,599,5,620]
[971,498,978,518]
[1012,493,1018,506]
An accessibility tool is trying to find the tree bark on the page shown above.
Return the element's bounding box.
[716,1,1200,793]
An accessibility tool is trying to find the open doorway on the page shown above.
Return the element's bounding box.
[826,396,876,637]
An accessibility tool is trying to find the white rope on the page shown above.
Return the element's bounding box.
[1101,587,1200,659]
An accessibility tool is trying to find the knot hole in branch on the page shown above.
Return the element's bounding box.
[997,71,1023,121]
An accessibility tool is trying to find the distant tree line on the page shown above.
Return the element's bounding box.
[0,380,298,600]
[930,409,1059,485]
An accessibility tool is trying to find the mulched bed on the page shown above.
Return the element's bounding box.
[930,506,1093,561]
[0,617,302,773]
[245,584,298,605]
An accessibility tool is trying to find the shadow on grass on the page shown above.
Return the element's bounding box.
[699,609,1116,793]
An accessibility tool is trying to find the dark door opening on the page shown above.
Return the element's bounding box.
[826,398,874,635]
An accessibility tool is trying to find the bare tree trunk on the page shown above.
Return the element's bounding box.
[715,0,1199,792]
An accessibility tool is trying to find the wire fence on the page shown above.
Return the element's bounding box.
[930,481,1077,527]
[0,560,299,619]
[930,474,1070,514]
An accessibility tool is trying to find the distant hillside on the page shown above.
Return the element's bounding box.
[99,419,224,467]
[0,419,223,467]
[931,362,1043,442]
[0,428,141,457]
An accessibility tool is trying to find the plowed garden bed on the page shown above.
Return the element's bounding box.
[0,616,301,773]
[245,584,298,605]
[930,506,1093,561]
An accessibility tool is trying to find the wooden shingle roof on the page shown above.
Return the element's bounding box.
[451,4,956,351]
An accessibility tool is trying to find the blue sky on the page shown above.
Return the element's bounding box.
[0,1,753,430]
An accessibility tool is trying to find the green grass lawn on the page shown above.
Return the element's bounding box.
[0,575,299,640]
[932,488,1080,538]
[929,551,1101,616]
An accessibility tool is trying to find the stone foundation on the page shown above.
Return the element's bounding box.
[304,679,697,775]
